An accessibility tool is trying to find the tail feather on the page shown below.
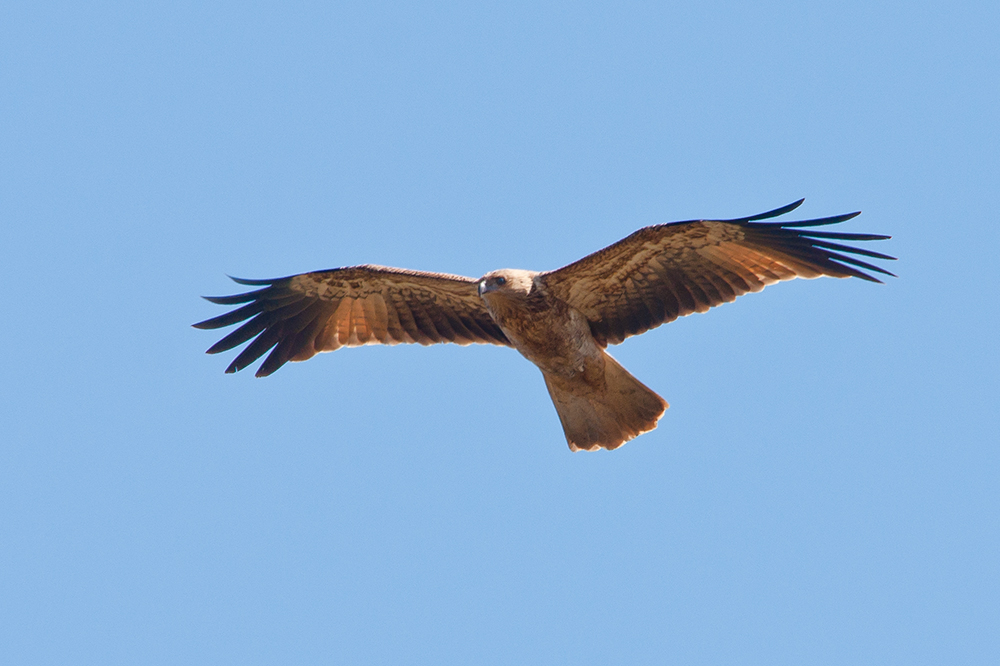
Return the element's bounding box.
[542,352,667,451]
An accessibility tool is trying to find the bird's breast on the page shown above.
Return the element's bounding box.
[484,294,603,380]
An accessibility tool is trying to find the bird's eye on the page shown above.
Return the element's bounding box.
[496,276,506,286]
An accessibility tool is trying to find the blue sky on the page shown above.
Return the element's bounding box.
[2,1,997,663]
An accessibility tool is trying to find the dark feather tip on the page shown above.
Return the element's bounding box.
[228,275,281,286]
[753,211,861,228]
[737,199,805,222]
[202,291,264,305]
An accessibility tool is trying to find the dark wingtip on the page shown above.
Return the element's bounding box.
[739,203,896,283]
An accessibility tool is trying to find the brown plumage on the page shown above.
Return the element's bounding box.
[194,200,895,451]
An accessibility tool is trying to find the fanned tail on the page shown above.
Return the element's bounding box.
[542,352,667,451]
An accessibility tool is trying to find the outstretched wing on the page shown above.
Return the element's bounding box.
[194,265,510,376]
[539,200,896,346]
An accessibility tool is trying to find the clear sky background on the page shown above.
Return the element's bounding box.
[2,1,997,663]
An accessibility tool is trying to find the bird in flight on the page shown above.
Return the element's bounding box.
[195,200,894,451]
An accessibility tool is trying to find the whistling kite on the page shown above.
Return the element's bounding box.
[195,200,894,451]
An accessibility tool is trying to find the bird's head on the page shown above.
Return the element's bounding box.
[478,269,537,300]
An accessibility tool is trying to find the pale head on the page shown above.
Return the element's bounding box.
[477,269,538,299]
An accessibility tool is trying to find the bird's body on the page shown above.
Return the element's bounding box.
[195,200,895,451]
[478,268,667,450]
[479,269,589,377]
